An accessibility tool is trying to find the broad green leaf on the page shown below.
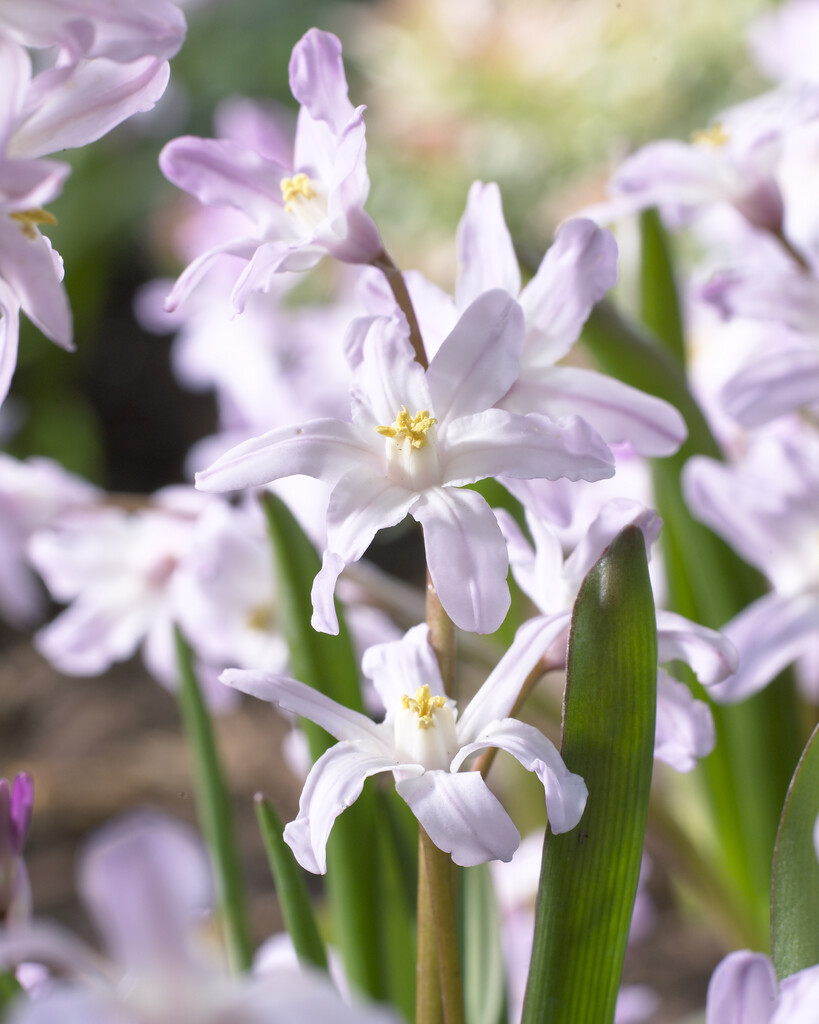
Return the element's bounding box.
[639,208,685,362]
[175,627,253,973]
[521,526,657,1024]
[771,722,819,980]
[458,863,508,1024]
[254,794,328,972]
[260,492,413,1007]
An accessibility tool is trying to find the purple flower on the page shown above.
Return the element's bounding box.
[0,773,34,925]
[222,617,589,870]
[160,29,383,314]
[196,290,614,635]
[706,950,819,1024]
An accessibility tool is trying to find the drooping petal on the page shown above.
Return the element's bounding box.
[442,409,614,488]
[288,29,355,136]
[285,742,421,873]
[78,812,212,975]
[654,672,715,772]
[231,238,326,310]
[0,157,70,213]
[0,220,71,348]
[396,770,520,866]
[195,418,378,493]
[12,57,171,159]
[325,467,419,562]
[710,592,819,704]
[505,365,687,457]
[426,290,524,430]
[456,614,572,743]
[162,236,260,313]
[455,181,521,309]
[518,218,618,365]
[362,622,446,714]
[220,668,388,747]
[453,717,587,833]
[705,950,777,1024]
[310,550,346,635]
[656,609,738,685]
[412,486,510,634]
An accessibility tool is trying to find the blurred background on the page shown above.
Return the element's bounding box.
[0,1,778,1020]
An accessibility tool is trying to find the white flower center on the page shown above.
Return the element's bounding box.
[394,684,457,770]
[280,173,327,230]
[375,406,442,491]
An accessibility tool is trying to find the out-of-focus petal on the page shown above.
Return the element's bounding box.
[654,672,715,772]
[285,742,420,873]
[412,486,510,634]
[721,347,819,427]
[455,181,521,309]
[705,950,777,1024]
[0,278,20,406]
[288,29,355,135]
[0,220,71,348]
[773,964,819,1024]
[453,717,588,833]
[396,770,520,866]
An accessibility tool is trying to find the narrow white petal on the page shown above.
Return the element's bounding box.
[655,672,715,773]
[705,950,777,1024]
[455,181,521,308]
[656,609,738,685]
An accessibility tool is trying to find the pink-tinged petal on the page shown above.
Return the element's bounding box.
[310,550,345,635]
[285,742,420,873]
[79,812,211,975]
[506,365,687,457]
[0,220,71,348]
[721,347,819,427]
[455,181,521,309]
[0,36,30,151]
[563,499,661,590]
[705,950,777,1024]
[656,610,738,685]
[326,469,419,560]
[0,157,70,212]
[162,236,259,313]
[457,614,572,742]
[443,410,614,488]
[289,30,355,135]
[412,486,510,634]
[12,57,170,159]
[774,965,819,1024]
[494,508,540,607]
[159,136,285,224]
[454,718,587,833]
[703,268,819,334]
[362,623,445,714]
[33,597,150,676]
[655,672,715,772]
[396,770,520,865]
[221,667,389,747]
[351,315,432,430]
[710,593,819,704]
[231,239,325,311]
[0,278,21,406]
[195,418,377,493]
[611,140,736,210]
[519,219,618,364]
[426,291,524,429]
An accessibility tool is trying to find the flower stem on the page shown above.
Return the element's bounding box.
[371,248,428,369]
[426,572,457,699]
[417,827,466,1024]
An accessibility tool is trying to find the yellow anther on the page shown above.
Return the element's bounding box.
[247,604,275,631]
[401,685,447,728]
[280,173,317,212]
[11,208,58,240]
[376,407,437,449]
[691,122,729,148]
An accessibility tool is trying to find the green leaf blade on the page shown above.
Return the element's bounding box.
[522,525,657,1024]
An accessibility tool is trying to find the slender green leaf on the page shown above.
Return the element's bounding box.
[459,863,508,1024]
[260,491,413,1005]
[639,208,685,361]
[175,627,253,973]
[771,722,819,980]
[521,526,657,1024]
[254,794,328,972]
[0,971,23,1013]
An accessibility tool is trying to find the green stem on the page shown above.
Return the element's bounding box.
[174,626,253,972]
[418,828,466,1024]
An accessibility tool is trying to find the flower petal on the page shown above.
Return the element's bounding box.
[195,418,377,493]
[412,486,510,634]
[325,468,419,561]
[705,950,777,1024]
[362,623,445,714]
[0,219,71,348]
[505,365,687,457]
[285,742,420,873]
[426,290,524,430]
[655,671,715,772]
[656,609,738,685]
[220,668,388,747]
[455,181,521,309]
[288,29,355,135]
[721,347,819,427]
[443,409,614,487]
[0,278,20,406]
[452,718,587,833]
[396,770,520,865]
[456,614,572,743]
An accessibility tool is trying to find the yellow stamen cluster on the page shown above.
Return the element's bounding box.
[691,122,729,148]
[247,604,275,631]
[11,208,58,240]
[280,173,316,212]
[401,685,447,728]
[376,407,437,448]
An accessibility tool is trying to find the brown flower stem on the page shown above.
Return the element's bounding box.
[371,248,428,369]
[417,827,465,1024]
